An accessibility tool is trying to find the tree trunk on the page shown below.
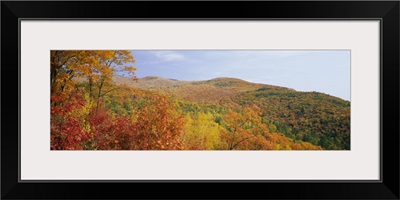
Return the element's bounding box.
[96,80,104,112]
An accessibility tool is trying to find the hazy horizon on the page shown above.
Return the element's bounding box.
[128,50,351,101]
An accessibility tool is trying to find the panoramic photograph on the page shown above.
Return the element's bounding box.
[50,50,350,150]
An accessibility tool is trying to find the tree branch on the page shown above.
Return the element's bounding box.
[230,135,259,150]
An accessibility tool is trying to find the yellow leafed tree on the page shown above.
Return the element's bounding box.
[182,112,222,150]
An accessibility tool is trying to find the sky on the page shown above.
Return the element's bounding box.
[129,50,350,101]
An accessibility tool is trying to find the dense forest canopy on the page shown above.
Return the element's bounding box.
[51,50,350,150]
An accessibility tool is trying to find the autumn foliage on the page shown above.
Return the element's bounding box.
[51,50,349,150]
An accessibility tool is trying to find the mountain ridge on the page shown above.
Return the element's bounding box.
[111,75,346,101]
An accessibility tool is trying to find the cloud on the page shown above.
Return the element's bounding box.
[202,50,311,60]
[151,51,185,62]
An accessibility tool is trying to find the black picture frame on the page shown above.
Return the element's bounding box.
[1,1,399,199]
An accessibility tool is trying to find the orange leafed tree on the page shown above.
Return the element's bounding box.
[221,105,270,150]
[51,50,138,150]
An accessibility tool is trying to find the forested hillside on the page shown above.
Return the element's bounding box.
[51,50,350,150]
